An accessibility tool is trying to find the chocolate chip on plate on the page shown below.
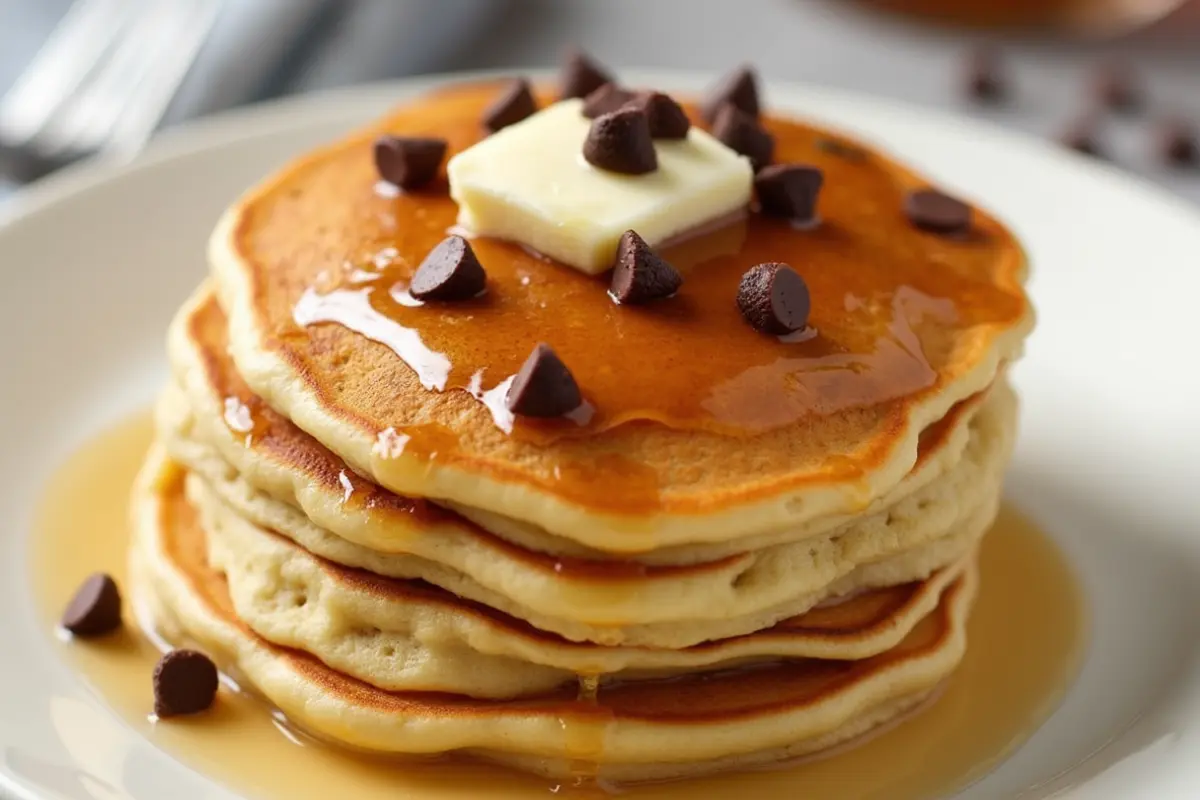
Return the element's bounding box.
[581,83,637,119]
[153,649,219,718]
[754,164,824,224]
[61,573,122,637]
[737,263,810,335]
[560,48,614,100]
[627,92,690,139]
[610,230,683,304]
[482,78,537,133]
[904,189,973,235]
[1059,115,1105,158]
[583,107,657,174]
[506,344,583,418]
[963,45,1007,104]
[1092,60,1142,113]
[712,105,774,170]
[1155,117,1198,168]
[409,235,487,301]
[373,135,447,190]
[702,64,761,122]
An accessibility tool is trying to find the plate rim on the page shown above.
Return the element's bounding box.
[2,68,1199,800]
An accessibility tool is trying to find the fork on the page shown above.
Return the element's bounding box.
[0,0,222,183]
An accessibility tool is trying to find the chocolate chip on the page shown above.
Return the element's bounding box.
[754,164,824,224]
[409,235,486,301]
[560,49,613,100]
[61,573,121,637]
[702,64,761,122]
[737,263,810,335]
[482,78,536,133]
[1156,117,1198,168]
[373,135,446,190]
[609,231,682,304]
[581,83,637,119]
[628,92,690,139]
[1092,61,1142,113]
[963,45,1006,104]
[904,189,973,234]
[1060,115,1104,158]
[583,108,657,175]
[712,105,774,170]
[506,344,582,418]
[153,649,219,718]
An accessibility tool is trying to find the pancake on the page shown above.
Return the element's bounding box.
[130,445,978,781]
[186,449,990,649]
[160,377,1010,646]
[209,80,1033,553]
[160,286,1013,645]
[168,283,994,566]
[196,466,972,698]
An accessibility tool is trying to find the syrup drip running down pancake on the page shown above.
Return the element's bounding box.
[210,81,1032,550]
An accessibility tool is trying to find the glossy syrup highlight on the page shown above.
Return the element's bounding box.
[31,411,1086,800]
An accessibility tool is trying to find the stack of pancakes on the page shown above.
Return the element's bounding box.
[129,81,1032,782]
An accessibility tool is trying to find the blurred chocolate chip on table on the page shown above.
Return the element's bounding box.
[1059,114,1106,158]
[962,45,1008,104]
[1155,117,1199,168]
[1091,60,1144,113]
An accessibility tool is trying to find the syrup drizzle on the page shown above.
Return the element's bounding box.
[268,86,1025,444]
[29,410,1087,800]
[293,259,964,438]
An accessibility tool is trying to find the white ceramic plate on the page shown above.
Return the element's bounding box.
[1,71,1198,800]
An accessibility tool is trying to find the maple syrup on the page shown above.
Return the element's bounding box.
[271,86,1025,444]
[30,410,1087,799]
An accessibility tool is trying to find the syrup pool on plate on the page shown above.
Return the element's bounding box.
[30,410,1087,800]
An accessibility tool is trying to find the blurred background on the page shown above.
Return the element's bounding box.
[1,0,1198,202]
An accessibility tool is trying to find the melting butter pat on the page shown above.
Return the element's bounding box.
[447,99,753,275]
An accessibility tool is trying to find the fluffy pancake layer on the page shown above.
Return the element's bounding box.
[161,285,1013,647]
[194,470,973,697]
[130,446,977,780]
[210,82,1032,551]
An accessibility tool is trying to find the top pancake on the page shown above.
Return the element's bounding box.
[211,80,1032,551]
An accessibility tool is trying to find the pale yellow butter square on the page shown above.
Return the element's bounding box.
[447,99,753,274]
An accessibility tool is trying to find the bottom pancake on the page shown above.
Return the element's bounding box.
[130,446,979,781]
[191,466,974,698]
